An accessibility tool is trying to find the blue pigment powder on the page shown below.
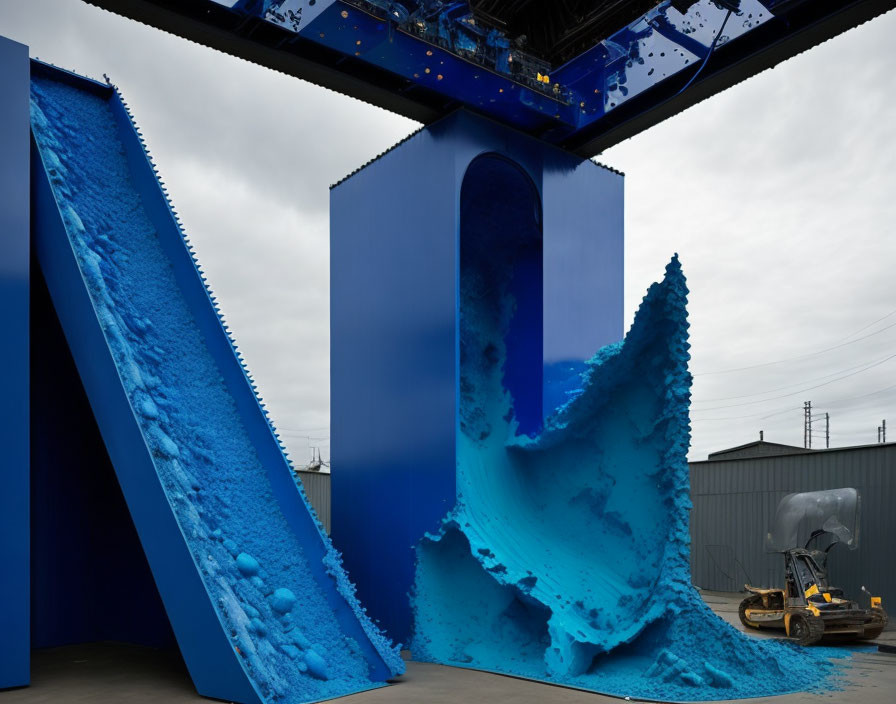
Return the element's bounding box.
[411,255,847,700]
[30,75,402,702]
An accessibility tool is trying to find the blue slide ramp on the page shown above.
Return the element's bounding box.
[29,62,402,704]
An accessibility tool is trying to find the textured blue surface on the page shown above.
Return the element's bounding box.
[0,34,30,691]
[411,258,842,700]
[211,0,770,141]
[213,0,769,134]
[331,111,623,644]
[29,65,401,703]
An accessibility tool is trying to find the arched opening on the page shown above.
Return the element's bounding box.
[459,154,543,438]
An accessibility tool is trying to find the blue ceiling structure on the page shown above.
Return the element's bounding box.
[84,0,893,155]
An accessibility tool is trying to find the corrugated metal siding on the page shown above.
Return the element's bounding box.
[295,471,331,534]
[690,444,896,606]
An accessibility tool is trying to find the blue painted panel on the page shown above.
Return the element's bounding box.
[0,34,30,691]
[330,110,623,643]
[542,154,625,417]
[30,266,176,651]
[331,124,459,645]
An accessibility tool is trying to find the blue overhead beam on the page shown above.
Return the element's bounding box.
[83,0,895,155]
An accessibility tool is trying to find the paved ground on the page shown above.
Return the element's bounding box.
[3,593,893,704]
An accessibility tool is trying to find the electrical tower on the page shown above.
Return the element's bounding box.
[803,401,830,449]
[804,401,811,448]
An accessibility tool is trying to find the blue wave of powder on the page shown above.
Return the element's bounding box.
[412,255,848,701]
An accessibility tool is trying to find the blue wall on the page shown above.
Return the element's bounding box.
[0,35,30,690]
[330,111,623,643]
[30,265,176,651]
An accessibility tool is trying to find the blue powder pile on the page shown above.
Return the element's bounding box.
[30,75,402,703]
[411,255,846,700]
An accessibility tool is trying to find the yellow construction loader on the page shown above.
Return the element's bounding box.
[739,488,887,646]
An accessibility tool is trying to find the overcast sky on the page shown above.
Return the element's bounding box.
[3,2,894,463]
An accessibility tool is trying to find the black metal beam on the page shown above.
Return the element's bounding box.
[564,0,896,156]
[84,0,896,158]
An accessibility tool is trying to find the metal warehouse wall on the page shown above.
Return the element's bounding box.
[690,444,896,607]
[295,471,331,534]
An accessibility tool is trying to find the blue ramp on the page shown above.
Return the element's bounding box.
[29,63,402,704]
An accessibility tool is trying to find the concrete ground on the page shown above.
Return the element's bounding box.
[4,593,894,704]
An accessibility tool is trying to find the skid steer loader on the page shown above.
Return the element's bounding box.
[739,488,887,646]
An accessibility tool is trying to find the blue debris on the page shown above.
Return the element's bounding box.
[236,553,261,577]
[271,588,297,615]
[303,650,329,681]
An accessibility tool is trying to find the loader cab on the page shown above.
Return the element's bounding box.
[785,550,826,604]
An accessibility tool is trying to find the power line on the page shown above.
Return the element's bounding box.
[695,319,896,376]
[693,382,896,422]
[823,382,896,410]
[692,404,802,422]
[692,353,896,411]
[692,351,896,403]
[838,307,896,342]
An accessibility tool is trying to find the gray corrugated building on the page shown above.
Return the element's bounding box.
[690,440,896,607]
[295,470,331,534]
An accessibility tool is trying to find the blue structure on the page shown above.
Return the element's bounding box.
[1,53,404,701]
[2,0,890,697]
[0,34,30,690]
[86,0,896,154]
[330,110,623,643]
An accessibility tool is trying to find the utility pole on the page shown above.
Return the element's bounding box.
[803,401,812,449]
[825,412,830,449]
[884,420,887,443]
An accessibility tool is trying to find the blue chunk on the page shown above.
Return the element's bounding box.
[304,650,329,680]
[270,588,297,614]
[235,553,260,577]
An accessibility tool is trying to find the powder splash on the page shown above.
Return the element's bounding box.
[411,256,844,700]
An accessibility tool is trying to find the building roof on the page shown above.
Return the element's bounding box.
[695,440,895,464]
[707,440,812,461]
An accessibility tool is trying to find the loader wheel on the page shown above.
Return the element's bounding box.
[789,613,824,646]
[739,594,762,629]
[860,607,888,641]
